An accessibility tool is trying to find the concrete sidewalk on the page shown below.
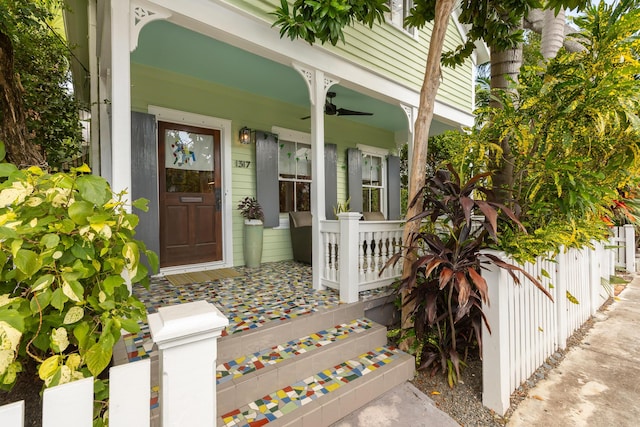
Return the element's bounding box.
[330,382,459,427]
[508,274,640,426]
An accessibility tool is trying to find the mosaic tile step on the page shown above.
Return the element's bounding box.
[216,318,374,386]
[220,346,403,427]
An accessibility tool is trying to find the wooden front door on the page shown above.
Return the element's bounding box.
[159,121,222,267]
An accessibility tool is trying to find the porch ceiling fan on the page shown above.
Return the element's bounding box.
[301,92,374,120]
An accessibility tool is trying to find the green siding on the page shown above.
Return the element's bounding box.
[225,0,474,113]
[130,64,395,266]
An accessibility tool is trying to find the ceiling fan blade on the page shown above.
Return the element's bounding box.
[336,108,373,116]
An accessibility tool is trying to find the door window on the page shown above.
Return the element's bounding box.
[164,129,215,193]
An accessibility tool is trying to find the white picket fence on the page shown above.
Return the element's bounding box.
[612,224,636,273]
[481,240,620,415]
[0,300,228,427]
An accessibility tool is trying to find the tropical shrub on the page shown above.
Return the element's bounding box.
[444,0,640,259]
[390,165,548,386]
[0,161,157,421]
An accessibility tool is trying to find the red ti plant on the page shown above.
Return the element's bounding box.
[390,165,550,387]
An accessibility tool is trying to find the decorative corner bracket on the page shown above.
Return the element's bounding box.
[130,1,172,52]
[293,64,339,105]
[400,104,415,134]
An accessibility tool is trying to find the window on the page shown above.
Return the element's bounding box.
[278,134,312,213]
[361,152,385,213]
[386,0,415,35]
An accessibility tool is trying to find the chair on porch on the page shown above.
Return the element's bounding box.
[361,211,386,221]
[289,211,312,265]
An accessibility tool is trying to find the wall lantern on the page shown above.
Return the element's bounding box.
[239,126,253,144]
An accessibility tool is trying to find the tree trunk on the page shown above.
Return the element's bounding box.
[541,8,565,60]
[0,29,46,168]
[399,0,456,351]
[525,9,584,54]
[489,42,522,203]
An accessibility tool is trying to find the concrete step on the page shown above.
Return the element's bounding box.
[218,346,415,427]
[216,318,387,417]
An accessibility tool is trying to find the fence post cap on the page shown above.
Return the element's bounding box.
[148,300,229,347]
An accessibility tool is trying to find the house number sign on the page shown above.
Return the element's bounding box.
[235,160,251,168]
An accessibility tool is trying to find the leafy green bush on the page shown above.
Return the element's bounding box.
[0,162,157,402]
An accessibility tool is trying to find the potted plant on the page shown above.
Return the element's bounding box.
[237,196,264,268]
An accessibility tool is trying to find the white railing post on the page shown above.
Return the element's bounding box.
[624,224,636,273]
[337,212,361,303]
[148,300,229,426]
[555,250,568,350]
[481,252,511,415]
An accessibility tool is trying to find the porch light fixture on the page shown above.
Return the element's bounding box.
[239,126,252,144]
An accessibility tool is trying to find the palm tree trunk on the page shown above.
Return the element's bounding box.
[541,9,566,60]
[489,43,522,201]
[400,0,456,351]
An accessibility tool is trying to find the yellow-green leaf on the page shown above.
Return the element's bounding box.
[63,307,84,324]
[51,327,69,352]
[85,343,111,376]
[62,280,83,303]
[32,274,55,292]
[38,355,61,380]
[40,234,60,249]
[566,291,580,305]
[15,249,40,278]
[68,201,93,225]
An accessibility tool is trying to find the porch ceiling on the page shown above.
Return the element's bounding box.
[132,20,455,135]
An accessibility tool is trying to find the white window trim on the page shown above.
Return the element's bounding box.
[357,144,388,216]
[272,126,312,229]
[385,0,419,41]
[272,126,311,145]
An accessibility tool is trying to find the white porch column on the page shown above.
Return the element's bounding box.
[110,0,132,198]
[148,300,229,426]
[295,65,338,290]
[310,71,326,290]
[88,0,100,175]
[401,105,418,192]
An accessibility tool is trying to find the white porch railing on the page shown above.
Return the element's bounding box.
[0,301,228,427]
[320,212,404,303]
[481,241,620,415]
[612,224,636,273]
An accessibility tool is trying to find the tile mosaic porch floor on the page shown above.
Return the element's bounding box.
[124,261,342,362]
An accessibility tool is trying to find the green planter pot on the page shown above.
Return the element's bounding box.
[243,219,264,268]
